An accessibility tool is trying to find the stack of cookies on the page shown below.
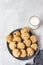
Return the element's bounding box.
[6,27,38,58]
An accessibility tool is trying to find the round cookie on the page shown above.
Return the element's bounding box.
[21,33,30,40]
[23,40,31,47]
[6,35,13,43]
[21,27,30,34]
[12,48,20,57]
[20,49,26,57]
[9,41,16,50]
[26,47,34,57]
[13,31,21,37]
[13,36,21,42]
[17,42,25,49]
[30,35,37,43]
[31,43,38,51]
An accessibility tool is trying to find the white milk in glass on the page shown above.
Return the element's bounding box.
[29,16,40,29]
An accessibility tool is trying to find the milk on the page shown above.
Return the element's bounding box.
[29,16,40,29]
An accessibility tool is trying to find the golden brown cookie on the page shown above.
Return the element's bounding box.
[21,33,30,40]
[21,27,30,34]
[31,43,38,51]
[30,35,37,43]
[6,35,13,43]
[20,49,26,57]
[26,47,34,57]
[9,41,16,50]
[13,31,21,37]
[23,40,31,47]
[13,36,21,42]
[12,48,20,57]
[17,42,25,49]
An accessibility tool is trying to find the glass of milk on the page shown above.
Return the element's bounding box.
[29,16,40,29]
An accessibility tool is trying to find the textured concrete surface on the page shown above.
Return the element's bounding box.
[0,0,43,65]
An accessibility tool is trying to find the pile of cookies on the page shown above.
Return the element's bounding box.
[6,27,38,58]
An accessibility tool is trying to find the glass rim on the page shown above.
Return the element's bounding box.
[29,16,40,26]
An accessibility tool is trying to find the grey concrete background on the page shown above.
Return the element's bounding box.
[0,0,43,65]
